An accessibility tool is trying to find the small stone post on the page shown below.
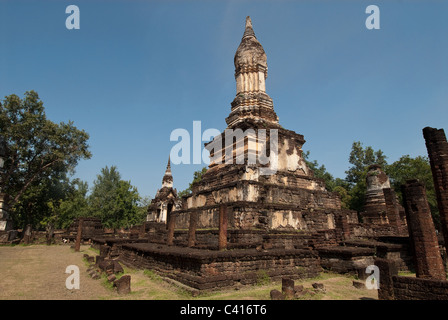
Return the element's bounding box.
[167,212,176,246]
[282,278,295,299]
[140,222,146,238]
[218,204,228,250]
[188,211,197,247]
[46,223,54,245]
[23,224,32,245]
[401,180,446,280]
[114,274,131,294]
[74,218,84,252]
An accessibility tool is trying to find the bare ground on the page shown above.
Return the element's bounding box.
[0,245,378,300]
[0,244,117,300]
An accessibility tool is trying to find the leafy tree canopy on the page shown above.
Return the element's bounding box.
[0,91,91,228]
[89,166,145,229]
[178,167,208,197]
[0,91,91,210]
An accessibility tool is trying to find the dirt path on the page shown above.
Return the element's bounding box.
[0,245,117,300]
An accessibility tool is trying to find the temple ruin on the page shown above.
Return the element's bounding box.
[87,17,422,292]
[13,17,446,299]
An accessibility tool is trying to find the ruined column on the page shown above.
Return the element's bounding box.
[218,204,228,250]
[166,212,176,246]
[187,211,197,247]
[335,213,350,241]
[401,180,445,280]
[74,218,84,252]
[423,127,448,251]
[383,188,404,235]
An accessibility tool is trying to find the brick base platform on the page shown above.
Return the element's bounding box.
[118,243,321,291]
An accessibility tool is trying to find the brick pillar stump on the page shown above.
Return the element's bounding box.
[23,224,32,245]
[375,258,398,300]
[383,188,404,235]
[402,180,446,280]
[423,127,448,252]
[74,218,84,252]
[218,204,228,250]
[188,211,197,247]
[114,275,131,294]
[335,213,350,241]
[282,278,295,299]
[167,212,176,246]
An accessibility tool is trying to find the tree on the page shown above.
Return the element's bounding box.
[12,169,73,229]
[303,151,336,191]
[89,166,143,229]
[345,141,387,185]
[178,167,208,197]
[56,179,90,229]
[386,155,439,227]
[136,195,152,221]
[345,141,388,212]
[0,91,91,227]
[303,151,352,208]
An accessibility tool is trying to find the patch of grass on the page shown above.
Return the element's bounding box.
[82,257,91,267]
[398,270,416,277]
[143,269,163,282]
[88,247,100,255]
[256,270,271,286]
[101,273,115,290]
[197,283,277,300]
[174,286,195,299]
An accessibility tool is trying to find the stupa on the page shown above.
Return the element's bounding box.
[175,17,353,230]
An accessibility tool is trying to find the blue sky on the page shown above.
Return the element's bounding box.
[1,0,447,198]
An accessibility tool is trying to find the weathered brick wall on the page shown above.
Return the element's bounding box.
[393,276,448,300]
[351,223,402,238]
[317,246,375,274]
[67,217,104,239]
[118,243,321,290]
[376,257,448,300]
[175,204,347,231]
[170,228,341,250]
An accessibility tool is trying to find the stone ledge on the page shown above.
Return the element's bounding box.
[317,246,375,258]
[121,242,318,264]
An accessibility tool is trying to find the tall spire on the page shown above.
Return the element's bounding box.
[166,156,171,172]
[162,156,173,188]
[226,16,279,128]
[242,16,256,39]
